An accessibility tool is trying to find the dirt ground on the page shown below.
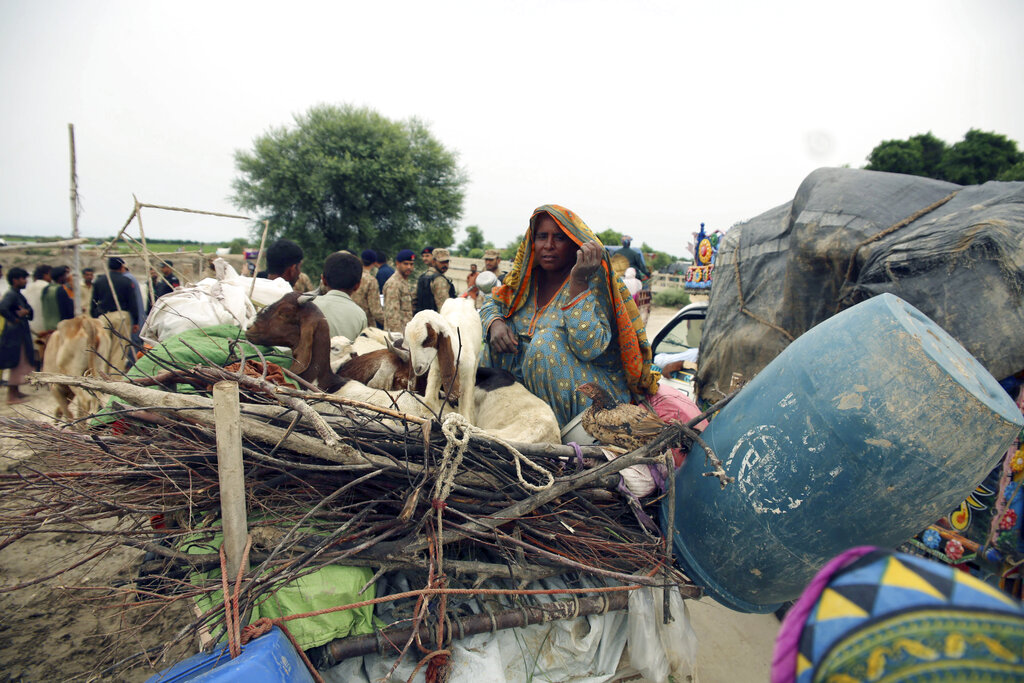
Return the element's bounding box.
[0,307,779,681]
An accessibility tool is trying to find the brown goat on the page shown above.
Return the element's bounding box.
[337,311,458,402]
[245,292,342,392]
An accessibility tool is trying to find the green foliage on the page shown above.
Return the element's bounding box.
[640,242,675,272]
[232,103,467,269]
[865,129,1022,185]
[936,129,1023,185]
[502,238,523,261]
[596,228,623,247]
[997,161,1024,181]
[455,225,492,256]
[224,237,249,254]
[653,288,691,308]
[467,247,485,259]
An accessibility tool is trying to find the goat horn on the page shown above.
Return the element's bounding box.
[386,334,412,362]
[297,293,317,304]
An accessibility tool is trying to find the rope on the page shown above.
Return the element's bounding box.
[437,412,554,493]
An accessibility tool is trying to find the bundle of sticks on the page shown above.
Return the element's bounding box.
[0,360,721,678]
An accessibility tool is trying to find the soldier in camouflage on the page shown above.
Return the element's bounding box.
[382,249,416,332]
[351,249,384,328]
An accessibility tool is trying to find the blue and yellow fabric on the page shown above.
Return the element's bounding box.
[772,546,1024,682]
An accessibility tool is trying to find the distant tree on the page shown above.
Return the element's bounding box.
[641,242,674,272]
[997,161,1024,181]
[596,228,624,247]
[936,129,1023,185]
[467,247,485,259]
[455,225,492,256]
[232,104,467,269]
[865,139,925,176]
[865,129,1022,185]
[224,237,249,254]
[502,237,523,261]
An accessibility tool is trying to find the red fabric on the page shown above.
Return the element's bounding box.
[648,383,707,467]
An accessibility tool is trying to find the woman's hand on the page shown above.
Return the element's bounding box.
[568,241,603,298]
[488,319,519,354]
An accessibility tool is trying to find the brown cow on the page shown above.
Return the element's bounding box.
[42,315,118,420]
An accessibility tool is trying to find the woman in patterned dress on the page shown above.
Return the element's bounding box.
[480,205,660,427]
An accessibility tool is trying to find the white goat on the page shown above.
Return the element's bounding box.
[320,378,435,429]
[329,335,354,372]
[473,368,561,444]
[423,298,482,423]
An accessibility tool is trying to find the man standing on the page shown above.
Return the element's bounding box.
[382,249,415,332]
[618,236,650,280]
[351,249,384,328]
[466,263,478,290]
[25,265,51,336]
[483,249,506,283]
[420,246,434,269]
[259,239,304,287]
[415,248,455,312]
[80,268,95,315]
[374,251,394,291]
[313,251,367,340]
[152,260,179,299]
[41,265,75,331]
[91,258,140,333]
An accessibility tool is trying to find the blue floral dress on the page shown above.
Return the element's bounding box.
[480,277,630,428]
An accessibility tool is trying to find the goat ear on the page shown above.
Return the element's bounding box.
[424,322,438,349]
[309,317,343,392]
[435,334,460,399]
[292,314,318,376]
[388,336,411,363]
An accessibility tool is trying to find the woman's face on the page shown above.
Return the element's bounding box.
[533,215,576,273]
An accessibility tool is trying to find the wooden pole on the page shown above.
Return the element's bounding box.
[68,124,82,314]
[248,219,270,300]
[213,381,249,577]
[133,197,155,310]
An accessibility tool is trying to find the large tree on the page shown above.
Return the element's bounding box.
[865,129,1022,185]
[233,104,467,271]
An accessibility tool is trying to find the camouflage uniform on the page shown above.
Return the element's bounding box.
[430,269,454,311]
[351,269,384,328]
[382,271,414,333]
[292,272,316,293]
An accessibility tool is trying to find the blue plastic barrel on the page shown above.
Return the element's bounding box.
[665,294,1024,613]
[147,626,315,682]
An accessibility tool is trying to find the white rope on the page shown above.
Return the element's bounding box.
[435,413,554,495]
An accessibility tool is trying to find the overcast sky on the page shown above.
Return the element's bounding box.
[1,0,1022,256]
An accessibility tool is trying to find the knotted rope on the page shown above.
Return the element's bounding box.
[436,412,555,494]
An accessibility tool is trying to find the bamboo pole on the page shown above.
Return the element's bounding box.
[249,219,270,300]
[133,197,156,310]
[213,381,248,577]
[0,237,90,252]
[68,124,82,315]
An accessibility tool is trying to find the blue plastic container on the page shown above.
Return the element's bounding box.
[147,626,315,682]
[665,294,1024,613]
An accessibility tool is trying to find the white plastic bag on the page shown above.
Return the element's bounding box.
[628,587,670,683]
[655,586,699,680]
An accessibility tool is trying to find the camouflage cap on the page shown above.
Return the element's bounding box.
[483,249,500,259]
[432,248,451,262]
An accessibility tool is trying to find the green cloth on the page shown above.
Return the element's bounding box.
[184,529,377,650]
[41,282,61,331]
[129,323,295,389]
[93,324,295,425]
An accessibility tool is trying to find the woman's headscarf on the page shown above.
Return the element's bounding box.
[491,204,661,397]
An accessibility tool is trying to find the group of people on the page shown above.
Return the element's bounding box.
[0,256,183,404]
[260,205,678,433]
[1,208,664,429]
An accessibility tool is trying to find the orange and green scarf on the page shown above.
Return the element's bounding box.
[491,204,660,397]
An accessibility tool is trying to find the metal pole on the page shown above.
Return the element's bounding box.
[68,124,82,314]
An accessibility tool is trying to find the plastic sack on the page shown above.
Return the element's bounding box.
[628,587,670,683]
[655,587,698,680]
